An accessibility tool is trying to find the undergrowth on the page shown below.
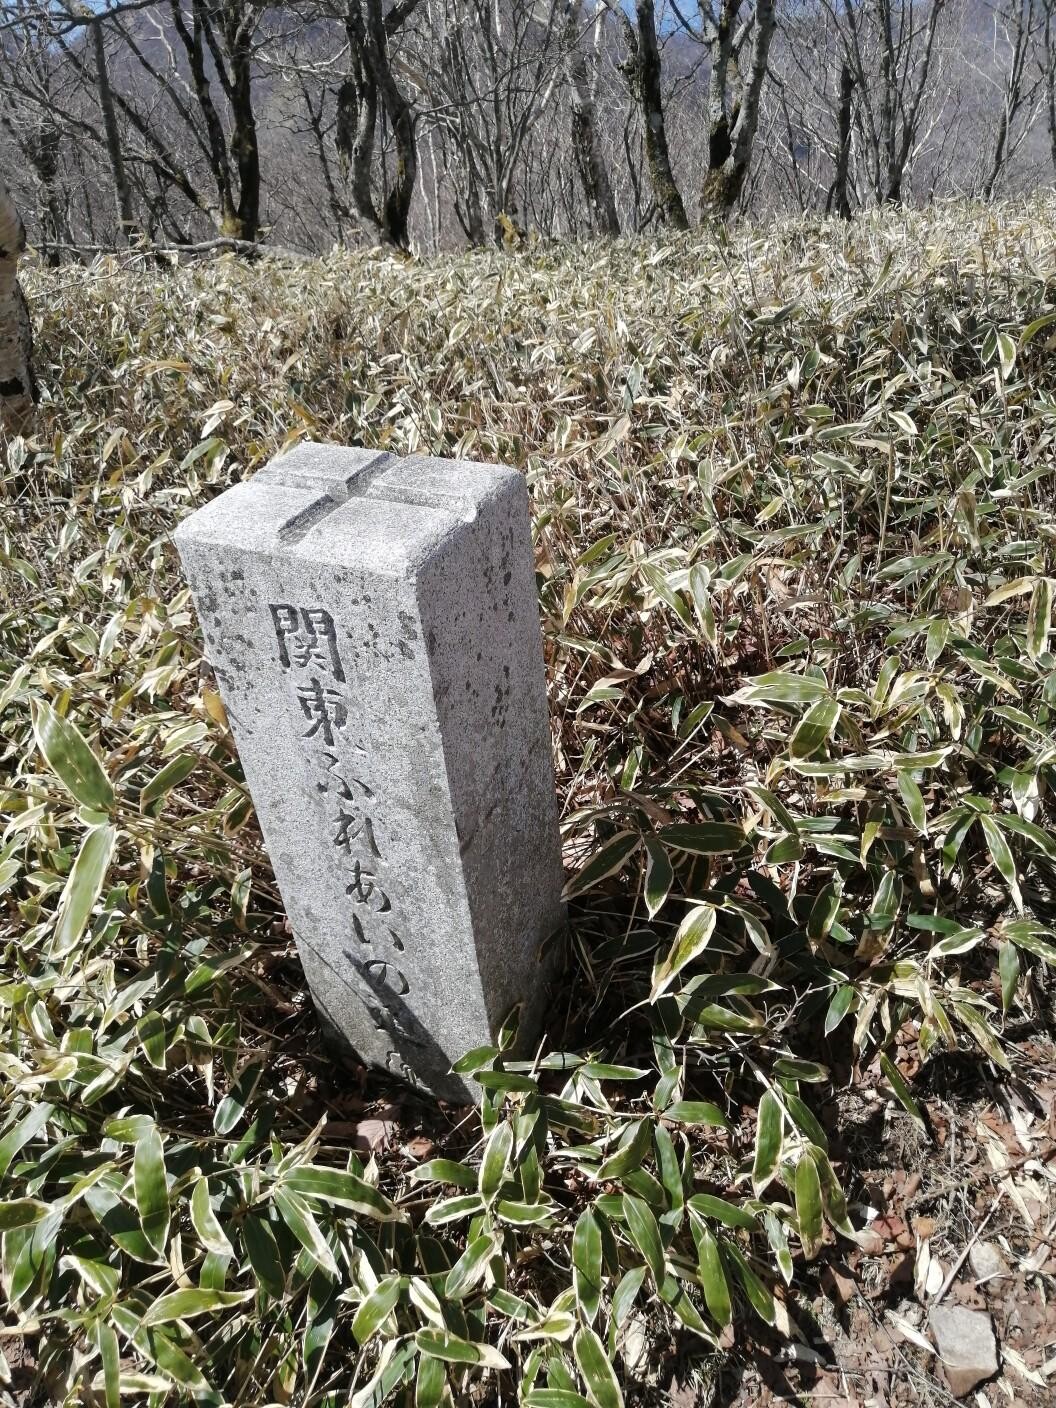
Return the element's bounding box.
[1,198,1056,1405]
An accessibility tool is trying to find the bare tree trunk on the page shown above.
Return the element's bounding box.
[826,62,854,217]
[224,5,261,242]
[699,0,777,215]
[0,180,36,435]
[624,0,689,228]
[567,0,620,236]
[90,16,136,242]
[336,0,419,248]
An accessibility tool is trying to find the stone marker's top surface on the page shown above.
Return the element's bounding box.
[175,443,520,578]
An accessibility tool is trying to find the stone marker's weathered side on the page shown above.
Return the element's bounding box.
[174,443,565,1100]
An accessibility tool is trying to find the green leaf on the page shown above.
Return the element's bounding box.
[878,1053,926,1126]
[479,1121,513,1202]
[242,1214,287,1298]
[1003,922,1056,964]
[213,1061,264,1135]
[897,772,927,834]
[996,329,1016,378]
[650,903,716,1000]
[0,1102,53,1181]
[1030,577,1053,658]
[51,823,115,957]
[578,1062,648,1080]
[658,1273,715,1340]
[788,696,840,760]
[812,1147,854,1236]
[610,1264,646,1327]
[0,1199,49,1231]
[133,1126,169,1257]
[999,939,1020,1014]
[142,1287,253,1326]
[763,1209,793,1283]
[995,813,1056,862]
[952,1001,1010,1070]
[563,832,641,900]
[687,1194,758,1231]
[273,1186,339,1276]
[595,1119,651,1181]
[573,1326,623,1408]
[513,1309,576,1341]
[663,1101,728,1128]
[658,822,747,855]
[444,1232,496,1300]
[415,1354,447,1408]
[474,1069,540,1092]
[349,1340,418,1408]
[496,1200,556,1225]
[572,1209,603,1323]
[189,1177,233,1257]
[795,1153,823,1260]
[283,1165,405,1221]
[774,1057,828,1083]
[411,1159,477,1189]
[720,1239,776,1324]
[526,1393,594,1408]
[642,835,673,918]
[136,1011,167,1070]
[806,880,841,943]
[450,1044,497,1075]
[737,672,828,705]
[140,753,197,809]
[95,1319,120,1408]
[752,1090,783,1194]
[352,1274,401,1343]
[785,1094,828,1152]
[423,1193,486,1225]
[31,698,115,811]
[979,814,1023,912]
[1019,310,1056,347]
[621,1193,665,1285]
[824,985,855,1036]
[931,926,985,957]
[691,1218,731,1327]
[413,1330,510,1371]
[111,1305,211,1393]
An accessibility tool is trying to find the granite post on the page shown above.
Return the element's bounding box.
[174,443,565,1101]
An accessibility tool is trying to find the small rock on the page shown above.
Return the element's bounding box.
[858,1228,885,1256]
[929,1305,999,1397]
[969,1241,1010,1283]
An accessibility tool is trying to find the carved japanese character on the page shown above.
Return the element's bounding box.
[333,807,381,859]
[297,677,347,744]
[346,859,391,912]
[317,750,373,802]
[271,604,345,679]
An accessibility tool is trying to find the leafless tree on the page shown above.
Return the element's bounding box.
[671,0,777,212]
[602,0,689,228]
[1046,0,1056,174]
[566,0,620,235]
[971,0,1045,197]
[0,176,36,433]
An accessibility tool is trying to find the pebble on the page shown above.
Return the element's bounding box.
[928,1304,999,1397]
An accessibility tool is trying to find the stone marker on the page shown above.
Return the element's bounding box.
[174,442,565,1101]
